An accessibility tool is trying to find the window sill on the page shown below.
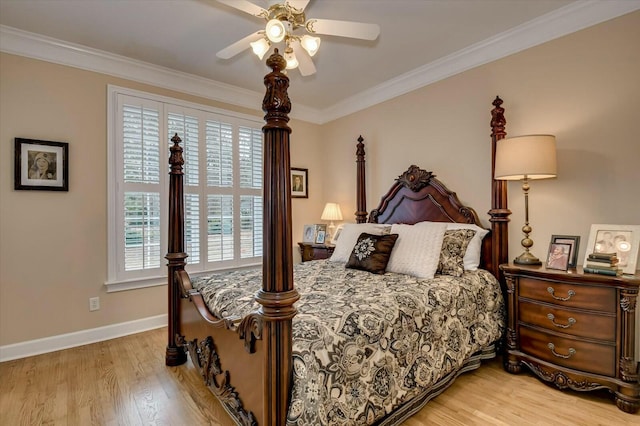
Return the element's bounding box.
[105,275,166,293]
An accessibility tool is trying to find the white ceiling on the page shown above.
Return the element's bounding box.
[1,1,639,123]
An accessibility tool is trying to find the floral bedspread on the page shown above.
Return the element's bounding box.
[192,260,504,425]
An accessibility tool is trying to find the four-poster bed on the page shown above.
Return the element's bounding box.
[164,50,511,425]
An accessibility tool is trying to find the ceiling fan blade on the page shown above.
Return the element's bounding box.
[291,40,316,76]
[216,0,267,18]
[286,0,310,12]
[305,19,380,40]
[217,31,264,59]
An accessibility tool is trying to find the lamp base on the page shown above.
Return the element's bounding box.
[514,251,542,265]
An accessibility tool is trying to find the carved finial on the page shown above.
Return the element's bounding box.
[491,96,506,138]
[169,133,184,174]
[262,48,291,128]
[356,135,365,157]
[266,48,286,73]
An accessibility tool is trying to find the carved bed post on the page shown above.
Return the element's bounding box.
[165,133,188,366]
[488,96,511,281]
[255,49,300,425]
[355,135,367,223]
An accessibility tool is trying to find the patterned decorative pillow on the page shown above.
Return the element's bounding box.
[329,223,392,263]
[446,223,490,270]
[438,229,477,277]
[346,233,399,274]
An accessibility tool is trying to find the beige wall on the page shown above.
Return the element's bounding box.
[0,54,322,346]
[1,11,639,348]
[322,11,640,267]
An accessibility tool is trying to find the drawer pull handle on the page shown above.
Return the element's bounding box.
[547,287,575,301]
[547,343,576,359]
[546,313,576,329]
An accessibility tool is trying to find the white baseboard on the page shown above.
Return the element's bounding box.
[0,314,167,362]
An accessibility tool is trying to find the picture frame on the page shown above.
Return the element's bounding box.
[550,235,580,268]
[583,224,640,275]
[303,224,315,243]
[313,224,327,244]
[291,167,308,198]
[331,224,344,244]
[14,138,69,191]
[546,242,571,271]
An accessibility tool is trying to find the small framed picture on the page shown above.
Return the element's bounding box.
[14,138,69,191]
[291,167,308,198]
[584,224,640,274]
[315,230,326,244]
[331,224,344,244]
[550,235,580,268]
[546,243,571,271]
[303,224,315,243]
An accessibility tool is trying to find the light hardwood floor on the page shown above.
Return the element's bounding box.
[1,327,637,425]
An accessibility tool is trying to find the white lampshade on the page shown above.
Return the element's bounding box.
[321,203,343,221]
[495,135,557,180]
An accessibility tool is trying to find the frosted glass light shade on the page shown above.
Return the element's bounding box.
[250,38,270,59]
[495,135,557,180]
[266,19,286,43]
[301,35,321,56]
[321,203,343,221]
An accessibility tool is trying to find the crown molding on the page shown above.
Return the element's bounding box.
[316,0,640,123]
[2,1,638,125]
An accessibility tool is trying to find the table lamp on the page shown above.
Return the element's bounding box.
[321,202,343,243]
[495,135,557,265]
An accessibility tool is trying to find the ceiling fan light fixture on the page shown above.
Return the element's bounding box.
[250,38,270,59]
[284,49,299,70]
[265,19,286,43]
[300,35,321,56]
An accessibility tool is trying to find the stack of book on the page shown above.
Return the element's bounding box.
[583,252,621,276]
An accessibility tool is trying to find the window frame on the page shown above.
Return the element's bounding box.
[106,85,264,292]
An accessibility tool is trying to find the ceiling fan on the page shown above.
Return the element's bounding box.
[215,0,380,76]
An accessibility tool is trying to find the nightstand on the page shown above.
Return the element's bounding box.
[501,263,639,413]
[298,242,335,262]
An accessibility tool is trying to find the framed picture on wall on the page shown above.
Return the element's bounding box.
[291,167,308,198]
[14,138,69,191]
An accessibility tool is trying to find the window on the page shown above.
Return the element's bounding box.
[107,86,263,292]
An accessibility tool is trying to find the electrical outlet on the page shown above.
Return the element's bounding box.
[89,297,100,311]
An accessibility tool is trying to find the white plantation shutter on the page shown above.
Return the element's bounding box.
[239,126,263,189]
[124,192,161,270]
[240,195,263,258]
[206,120,234,187]
[207,195,234,262]
[108,87,263,291]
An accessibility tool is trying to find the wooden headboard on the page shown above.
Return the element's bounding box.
[367,164,493,272]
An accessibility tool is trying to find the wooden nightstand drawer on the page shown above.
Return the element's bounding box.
[502,263,640,413]
[519,277,615,312]
[518,300,616,341]
[520,326,615,377]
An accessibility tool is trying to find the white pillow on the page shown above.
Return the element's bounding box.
[386,222,447,279]
[329,223,392,262]
[446,223,489,271]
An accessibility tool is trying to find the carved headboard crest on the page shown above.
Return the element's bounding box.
[396,165,434,191]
